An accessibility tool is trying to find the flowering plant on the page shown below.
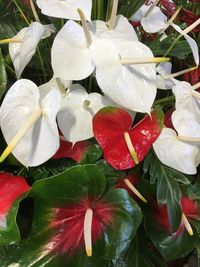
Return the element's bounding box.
[0,0,200,266]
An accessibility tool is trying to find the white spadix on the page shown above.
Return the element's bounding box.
[124,179,147,203]
[84,208,93,257]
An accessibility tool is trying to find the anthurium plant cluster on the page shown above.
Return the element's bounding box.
[0,0,200,266]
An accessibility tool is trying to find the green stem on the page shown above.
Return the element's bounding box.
[88,75,94,93]
[5,63,16,78]
[164,34,182,57]
[12,0,30,25]
[154,95,175,105]
[36,47,47,83]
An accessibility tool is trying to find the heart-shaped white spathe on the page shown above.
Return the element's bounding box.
[172,109,200,138]
[51,20,96,81]
[9,22,55,78]
[172,81,200,116]
[153,128,200,174]
[57,84,106,143]
[90,38,157,113]
[36,0,92,21]
[171,23,199,66]
[0,79,61,167]
[88,15,138,41]
[132,4,168,33]
[156,62,179,89]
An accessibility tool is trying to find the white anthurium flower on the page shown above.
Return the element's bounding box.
[172,81,200,116]
[57,84,106,143]
[89,38,157,113]
[171,23,199,66]
[88,15,138,41]
[52,20,96,81]
[153,128,200,175]
[36,0,92,21]
[131,4,168,33]
[156,62,178,89]
[0,79,61,167]
[39,77,71,99]
[9,22,55,78]
[172,109,200,138]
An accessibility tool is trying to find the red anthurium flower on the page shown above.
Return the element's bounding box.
[0,172,30,223]
[93,107,164,170]
[50,198,113,257]
[184,66,200,86]
[115,174,147,203]
[156,196,199,236]
[52,137,90,162]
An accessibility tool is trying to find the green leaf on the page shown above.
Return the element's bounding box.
[149,35,193,59]
[119,0,145,19]
[124,228,167,267]
[28,158,77,182]
[95,160,126,187]
[146,220,200,261]
[80,141,102,164]
[0,49,7,101]
[143,150,183,231]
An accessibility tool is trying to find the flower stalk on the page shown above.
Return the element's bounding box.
[108,0,119,30]
[30,0,41,23]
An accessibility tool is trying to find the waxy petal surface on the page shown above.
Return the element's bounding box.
[57,86,106,143]
[0,79,61,166]
[36,0,92,21]
[156,62,178,89]
[39,77,71,99]
[90,39,156,113]
[172,109,200,138]
[93,107,163,170]
[132,4,167,33]
[153,128,200,174]
[89,15,138,41]
[52,20,95,81]
[172,81,200,116]
[9,22,53,78]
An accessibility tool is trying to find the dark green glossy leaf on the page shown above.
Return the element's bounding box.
[95,160,125,187]
[80,141,102,164]
[143,150,182,231]
[146,220,200,261]
[124,228,167,267]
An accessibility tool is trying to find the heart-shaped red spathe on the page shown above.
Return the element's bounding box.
[52,138,90,162]
[93,107,164,170]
